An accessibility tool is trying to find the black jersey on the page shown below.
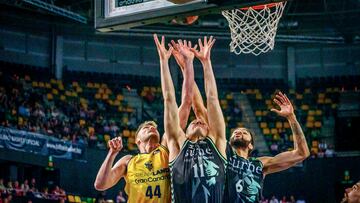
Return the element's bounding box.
[224,144,264,203]
[169,137,226,203]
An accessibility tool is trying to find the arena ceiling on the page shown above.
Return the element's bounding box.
[0,0,359,42]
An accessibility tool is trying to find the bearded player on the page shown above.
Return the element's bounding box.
[224,92,310,202]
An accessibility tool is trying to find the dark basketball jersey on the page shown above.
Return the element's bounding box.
[224,144,264,203]
[169,137,227,203]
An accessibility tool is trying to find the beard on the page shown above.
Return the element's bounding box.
[230,138,251,148]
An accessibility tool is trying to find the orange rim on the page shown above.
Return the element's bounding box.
[240,3,278,10]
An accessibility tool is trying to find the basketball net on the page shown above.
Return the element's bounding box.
[222,2,287,56]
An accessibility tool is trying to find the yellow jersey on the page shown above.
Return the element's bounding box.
[125,145,171,203]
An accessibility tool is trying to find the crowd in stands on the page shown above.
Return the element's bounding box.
[0,63,245,153]
[0,62,359,158]
[261,195,306,203]
[0,62,359,203]
[0,178,66,203]
[0,64,139,152]
[254,75,357,157]
[246,86,340,157]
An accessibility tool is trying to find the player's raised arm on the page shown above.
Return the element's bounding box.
[94,137,131,191]
[191,36,226,157]
[153,34,183,148]
[169,40,196,130]
[191,83,208,123]
[171,40,208,125]
[260,92,310,175]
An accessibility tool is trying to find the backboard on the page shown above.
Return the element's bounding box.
[95,0,211,32]
[95,0,287,32]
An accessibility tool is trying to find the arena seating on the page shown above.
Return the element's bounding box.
[247,87,339,156]
[1,61,359,157]
[0,62,138,151]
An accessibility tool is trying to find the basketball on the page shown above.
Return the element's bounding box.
[172,16,199,25]
[167,0,195,4]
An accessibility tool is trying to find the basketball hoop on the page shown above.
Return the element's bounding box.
[222,1,287,56]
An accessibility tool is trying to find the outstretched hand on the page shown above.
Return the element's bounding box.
[190,36,216,62]
[169,39,197,69]
[270,92,295,119]
[154,34,173,61]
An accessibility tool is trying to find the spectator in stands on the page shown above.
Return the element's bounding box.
[21,179,30,195]
[325,144,335,157]
[109,121,119,137]
[41,187,49,199]
[96,191,107,203]
[128,113,137,129]
[103,122,110,134]
[0,87,8,107]
[280,196,288,203]
[60,188,66,201]
[270,142,279,154]
[116,191,126,203]
[6,181,12,194]
[88,130,98,147]
[50,185,66,202]
[30,178,36,191]
[145,91,155,103]
[270,195,279,203]
[52,185,61,196]
[289,195,296,203]
[260,196,269,203]
[13,180,22,196]
[341,181,360,203]
[18,102,31,117]
[0,179,5,192]
[233,103,242,119]
[0,69,142,151]
[2,194,12,203]
[295,195,306,203]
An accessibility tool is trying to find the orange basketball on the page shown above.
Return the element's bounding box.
[172,16,199,25]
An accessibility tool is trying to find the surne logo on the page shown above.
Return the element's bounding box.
[145,161,153,171]
[228,156,262,175]
[185,144,213,157]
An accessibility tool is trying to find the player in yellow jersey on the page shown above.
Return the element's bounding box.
[94,121,171,203]
[94,35,196,203]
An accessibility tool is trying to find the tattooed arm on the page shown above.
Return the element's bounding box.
[259,92,310,175]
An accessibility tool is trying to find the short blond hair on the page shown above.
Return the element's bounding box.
[135,121,157,139]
